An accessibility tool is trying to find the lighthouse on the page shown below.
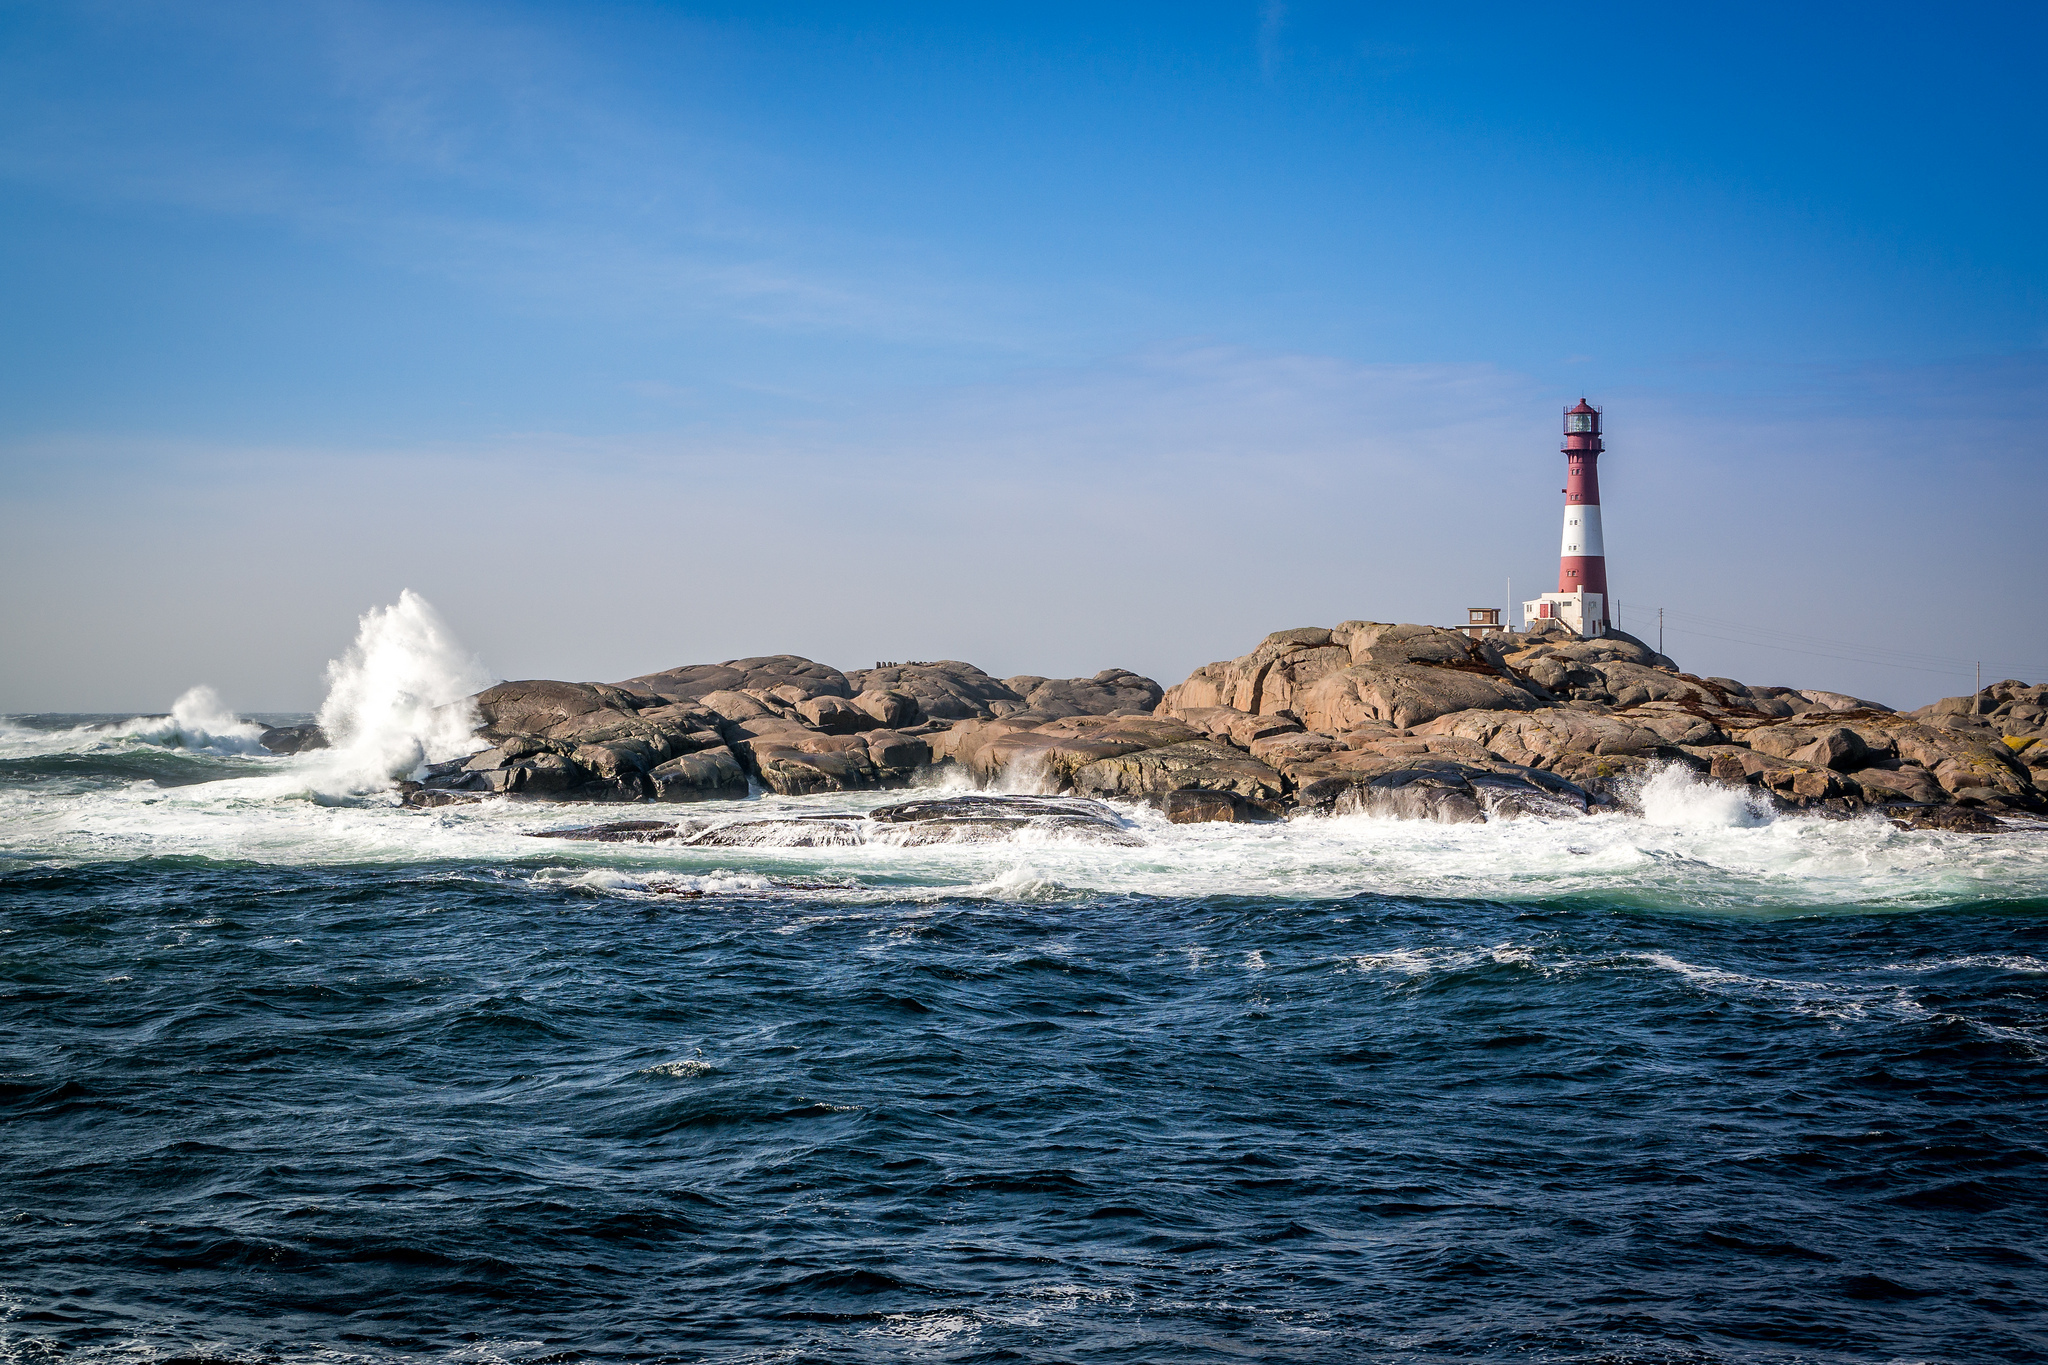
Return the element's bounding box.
[1522,400,1609,637]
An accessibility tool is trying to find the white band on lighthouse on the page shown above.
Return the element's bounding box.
[1559,502,1605,558]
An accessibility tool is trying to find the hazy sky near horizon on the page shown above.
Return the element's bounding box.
[2,1,2044,712]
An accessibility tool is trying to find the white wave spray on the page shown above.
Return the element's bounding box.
[306,590,492,795]
[1635,762,1774,829]
[90,686,271,754]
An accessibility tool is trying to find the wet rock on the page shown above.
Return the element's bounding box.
[751,745,882,796]
[258,723,329,755]
[403,788,484,808]
[530,819,689,842]
[868,793,1122,823]
[1887,806,2007,833]
[565,776,649,802]
[1290,750,1588,824]
[1162,790,1242,824]
[871,815,1144,846]
[505,752,585,795]
[648,746,748,802]
[687,817,869,847]
[867,793,1145,845]
[572,738,668,781]
[1540,751,1666,808]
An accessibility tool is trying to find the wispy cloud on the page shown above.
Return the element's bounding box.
[1257,1,1287,78]
[0,0,1022,346]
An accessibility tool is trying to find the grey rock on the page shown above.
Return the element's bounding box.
[863,729,932,774]
[1071,740,1287,805]
[562,776,649,803]
[475,680,644,736]
[648,746,748,802]
[1001,669,1165,719]
[688,817,869,847]
[403,788,484,808]
[571,739,668,780]
[1163,789,1238,823]
[867,794,1144,846]
[868,793,1123,824]
[618,656,854,704]
[843,661,1025,721]
[797,695,877,733]
[258,723,329,755]
[852,689,922,727]
[530,820,689,843]
[507,752,585,795]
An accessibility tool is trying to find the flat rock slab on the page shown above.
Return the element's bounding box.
[529,820,700,843]
[1885,806,2020,833]
[867,794,1124,823]
[527,793,1145,848]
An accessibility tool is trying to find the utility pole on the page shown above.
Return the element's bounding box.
[1977,661,1983,698]
[1658,607,1664,656]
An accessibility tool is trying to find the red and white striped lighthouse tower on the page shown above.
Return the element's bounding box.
[1522,400,1609,637]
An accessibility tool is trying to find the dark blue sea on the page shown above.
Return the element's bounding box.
[4,708,2046,1364]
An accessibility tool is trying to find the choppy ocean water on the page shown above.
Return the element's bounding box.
[3,708,2047,1365]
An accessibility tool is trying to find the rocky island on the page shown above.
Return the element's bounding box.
[264,620,2048,830]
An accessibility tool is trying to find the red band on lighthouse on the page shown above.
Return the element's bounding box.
[1523,400,1610,637]
[1559,401,1606,627]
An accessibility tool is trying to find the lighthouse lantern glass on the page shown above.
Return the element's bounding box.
[1568,413,1595,433]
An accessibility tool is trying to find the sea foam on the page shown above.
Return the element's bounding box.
[305,590,492,796]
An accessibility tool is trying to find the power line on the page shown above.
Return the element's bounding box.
[1646,609,2015,675]
[1656,606,2025,671]
[1655,615,2046,683]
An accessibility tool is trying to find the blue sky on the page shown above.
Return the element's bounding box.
[2,1,2043,710]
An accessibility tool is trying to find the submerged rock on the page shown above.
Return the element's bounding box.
[530,819,697,843]
[869,793,1143,844]
[866,793,1122,823]
[689,817,870,847]
[525,793,1145,848]
[259,723,329,755]
[1886,806,2008,833]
